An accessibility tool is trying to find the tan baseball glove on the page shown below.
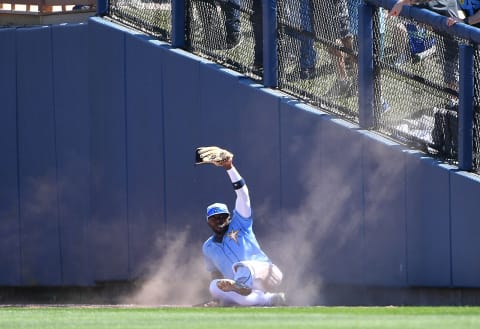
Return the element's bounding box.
[195,146,233,166]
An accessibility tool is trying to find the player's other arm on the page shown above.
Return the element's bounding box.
[222,160,251,219]
[388,0,459,26]
[388,0,432,17]
[462,10,480,25]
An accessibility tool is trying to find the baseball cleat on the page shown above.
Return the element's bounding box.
[216,279,252,296]
[270,292,287,306]
[199,300,222,307]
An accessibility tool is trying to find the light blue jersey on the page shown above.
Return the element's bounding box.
[457,0,480,16]
[203,210,270,279]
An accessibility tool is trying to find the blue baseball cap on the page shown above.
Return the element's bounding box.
[206,202,230,220]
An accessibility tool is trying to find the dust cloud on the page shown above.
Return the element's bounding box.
[121,229,210,306]
[123,138,405,306]
[260,141,365,306]
[261,138,407,306]
[122,155,362,306]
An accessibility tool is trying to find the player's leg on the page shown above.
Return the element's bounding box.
[235,260,283,292]
[209,279,285,306]
[206,261,286,306]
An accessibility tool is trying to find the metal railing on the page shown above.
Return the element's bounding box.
[105,0,480,173]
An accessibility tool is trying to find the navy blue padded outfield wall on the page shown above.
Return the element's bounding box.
[2,17,480,301]
[0,24,91,286]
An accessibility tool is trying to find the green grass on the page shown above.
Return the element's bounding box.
[1,306,480,329]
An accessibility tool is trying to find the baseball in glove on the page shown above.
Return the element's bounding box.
[195,146,233,166]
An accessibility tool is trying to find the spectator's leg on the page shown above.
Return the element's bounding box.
[251,0,263,68]
[441,33,459,107]
[337,0,355,77]
[195,0,219,48]
[299,0,316,73]
[222,0,241,48]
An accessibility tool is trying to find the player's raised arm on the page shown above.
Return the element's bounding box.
[214,150,251,218]
[195,146,251,218]
[225,163,251,219]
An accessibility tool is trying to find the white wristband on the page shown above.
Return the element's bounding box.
[227,166,242,183]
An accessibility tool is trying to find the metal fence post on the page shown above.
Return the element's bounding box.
[458,44,474,171]
[171,0,186,48]
[263,0,277,88]
[96,0,108,16]
[358,3,374,129]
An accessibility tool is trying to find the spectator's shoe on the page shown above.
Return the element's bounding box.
[381,96,391,113]
[285,67,315,82]
[446,97,459,111]
[251,63,263,77]
[270,292,287,306]
[413,44,436,63]
[394,54,409,67]
[216,279,252,296]
[325,79,354,98]
[225,32,241,50]
[299,67,317,80]
[317,62,336,75]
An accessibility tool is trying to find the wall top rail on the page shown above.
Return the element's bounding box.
[368,0,480,44]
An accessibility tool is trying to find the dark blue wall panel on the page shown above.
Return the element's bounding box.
[125,35,167,276]
[51,23,93,286]
[16,26,62,285]
[225,82,283,238]
[278,100,326,291]
[361,133,407,286]
[405,153,452,287]
[317,118,365,285]
[162,48,207,242]
[0,28,21,286]
[88,18,129,281]
[192,66,251,243]
[280,101,365,287]
[279,101,326,212]
[451,171,480,287]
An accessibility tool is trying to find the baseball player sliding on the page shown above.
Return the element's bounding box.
[196,146,286,306]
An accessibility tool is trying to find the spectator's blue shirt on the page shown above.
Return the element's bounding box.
[458,0,480,16]
[202,210,270,279]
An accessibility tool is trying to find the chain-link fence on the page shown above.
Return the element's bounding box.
[373,13,465,164]
[277,0,359,122]
[185,0,263,80]
[109,0,172,41]
[474,51,480,171]
[106,0,480,173]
